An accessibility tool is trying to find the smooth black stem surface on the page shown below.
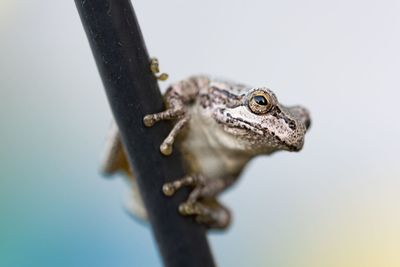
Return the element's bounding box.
[74,1,216,267]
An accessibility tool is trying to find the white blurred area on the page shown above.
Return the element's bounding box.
[1,0,400,266]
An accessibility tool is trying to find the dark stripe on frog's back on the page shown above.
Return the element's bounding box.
[199,84,244,109]
[209,77,249,94]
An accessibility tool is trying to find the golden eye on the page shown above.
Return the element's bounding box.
[248,91,273,114]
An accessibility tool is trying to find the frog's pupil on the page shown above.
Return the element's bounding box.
[254,95,268,106]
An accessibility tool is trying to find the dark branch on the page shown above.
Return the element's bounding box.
[74,1,216,266]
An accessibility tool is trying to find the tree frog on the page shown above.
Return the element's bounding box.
[102,74,311,229]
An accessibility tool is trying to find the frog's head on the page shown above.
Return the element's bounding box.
[212,87,311,155]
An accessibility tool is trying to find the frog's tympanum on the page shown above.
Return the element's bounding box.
[103,75,311,229]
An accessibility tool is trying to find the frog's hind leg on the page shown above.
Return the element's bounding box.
[124,179,148,221]
[162,174,233,229]
[101,122,131,176]
[102,122,148,221]
[179,198,231,230]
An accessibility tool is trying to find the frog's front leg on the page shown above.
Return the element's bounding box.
[163,175,233,229]
[143,77,205,155]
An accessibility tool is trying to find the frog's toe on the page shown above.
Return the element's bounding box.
[159,115,190,156]
[143,115,156,127]
[160,142,173,156]
[149,57,169,81]
[162,175,197,197]
[178,202,200,215]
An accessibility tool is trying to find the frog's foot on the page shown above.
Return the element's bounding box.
[143,88,190,156]
[143,110,189,155]
[162,175,198,196]
[162,175,231,229]
[162,175,225,200]
[150,57,169,81]
[179,200,231,229]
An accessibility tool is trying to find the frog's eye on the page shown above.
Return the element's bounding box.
[248,91,273,114]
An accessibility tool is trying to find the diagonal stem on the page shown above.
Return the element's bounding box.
[74,1,216,266]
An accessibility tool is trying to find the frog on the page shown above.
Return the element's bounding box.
[102,67,311,230]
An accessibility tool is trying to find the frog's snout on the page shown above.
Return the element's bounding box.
[290,105,311,131]
[289,136,305,152]
[281,105,310,152]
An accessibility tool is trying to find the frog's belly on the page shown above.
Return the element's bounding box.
[182,139,227,179]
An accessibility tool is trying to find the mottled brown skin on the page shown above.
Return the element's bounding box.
[103,75,311,230]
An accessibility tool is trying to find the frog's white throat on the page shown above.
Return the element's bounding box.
[180,107,257,180]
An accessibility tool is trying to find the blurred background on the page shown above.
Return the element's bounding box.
[1,0,400,266]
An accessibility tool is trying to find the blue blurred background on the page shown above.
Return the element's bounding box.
[1,0,400,266]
